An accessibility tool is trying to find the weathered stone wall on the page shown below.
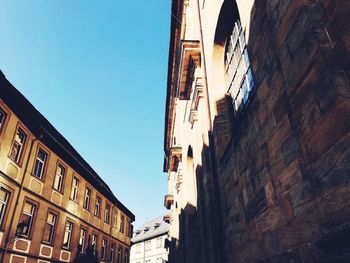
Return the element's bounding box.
[213,1,350,262]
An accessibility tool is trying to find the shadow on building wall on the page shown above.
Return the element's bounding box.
[169,0,350,263]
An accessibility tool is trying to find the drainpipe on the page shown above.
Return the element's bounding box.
[0,134,42,263]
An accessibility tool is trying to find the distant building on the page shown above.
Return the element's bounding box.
[130,216,169,263]
[0,70,135,263]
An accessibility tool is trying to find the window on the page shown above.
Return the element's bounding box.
[70,176,79,201]
[92,234,98,255]
[156,258,163,263]
[94,195,101,218]
[33,148,47,179]
[117,247,122,263]
[79,228,87,253]
[42,212,57,244]
[53,163,65,192]
[10,127,27,164]
[101,239,107,260]
[145,240,151,251]
[84,187,91,210]
[0,188,10,228]
[124,249,129,263]
[62,221,73,249]
[156,237,163,248]
[136,244,141,253]
[110,243,115,263]
[112,209,118,228]
[0,108,7,131]
[104,203,110,224]
[225,20,255,112]
[120,215,125,233]
[19,201,36,238]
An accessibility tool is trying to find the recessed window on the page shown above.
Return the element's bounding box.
[225,20,255,112]
[0,188,10,228]
[79,228,87,253]
[145,240,152,251]
[117,246,122,263]
[92,233,98,255]
[0,108,7,132]
[42,212,57,244]
[53,163,65,192]
[10,127,27,164]
[33,148,48,179]
[110,243,115,263]
[19,201,36,238]
[94,195,101,218]
[104,203,110,224]
[83,187,91,210]
[62,221,73,249]
[124,249,129,263]
[112,209,118,228]
[120,215,125,233]
[101,239,107,261]
[156,237,163,248]
[70,176,79,201]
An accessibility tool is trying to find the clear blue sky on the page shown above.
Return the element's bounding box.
[0,0,170,228]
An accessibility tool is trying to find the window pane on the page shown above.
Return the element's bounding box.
[62,221,73,248]
[0,188,10,227]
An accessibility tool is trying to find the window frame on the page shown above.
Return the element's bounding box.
[32,146,49,181]
[78,227,87,254]
[104,203,111,224]
[18,198,38,239]
[70,176,79,202]
[42,209,58,245]
[101,238,108,261]
[92,233,98,255]
[0,104,10,136]
[120,214,125,234]
[62,219,74,250]
[9,125,28,166]
[53,161,66,193]
[110,243,116,263]
[0,186,12,231]
[83,186,92,210]
[94,195,101,218]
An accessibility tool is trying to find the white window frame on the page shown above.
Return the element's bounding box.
[53,163,65,192]
[94,195,101,218]
[62,221,73,249]
[84,187,91,210]
[0,188,10,227]
[42,212,57,244]
[79,228,87,253]
[10,127,27,163]
[70,176,79,201]
[33,148,47,179]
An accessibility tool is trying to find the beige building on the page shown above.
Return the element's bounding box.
[0,70,134,263]
[164,0,350,262]
[130,216,169,263]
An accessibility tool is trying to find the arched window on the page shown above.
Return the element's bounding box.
[225,20,254,112]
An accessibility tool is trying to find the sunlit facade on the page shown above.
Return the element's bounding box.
[0,70,134,263]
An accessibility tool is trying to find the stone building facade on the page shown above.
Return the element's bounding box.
[163,0,350,262]
[0,70,134,263]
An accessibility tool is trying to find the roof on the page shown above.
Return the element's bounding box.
[131,215,169,243]
[0,70,135,221]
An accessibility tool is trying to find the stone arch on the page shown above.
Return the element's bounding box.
[212,0,240,94]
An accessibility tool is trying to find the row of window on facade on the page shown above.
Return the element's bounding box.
[134,237,164,253]
[0,106,132,237]
[0,187,129,262]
